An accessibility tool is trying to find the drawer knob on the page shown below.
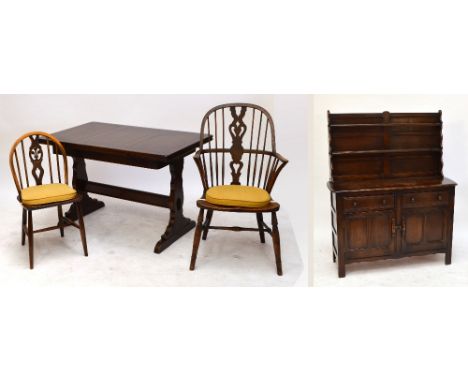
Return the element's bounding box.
[410,197,416,203]
[382,199,387,205]
[353,201,358,207]
[438,194,443,201]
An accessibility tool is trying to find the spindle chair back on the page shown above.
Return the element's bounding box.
[196,103,284,193]
[10,132,69,195]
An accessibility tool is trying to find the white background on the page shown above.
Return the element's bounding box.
[2,0,468,381]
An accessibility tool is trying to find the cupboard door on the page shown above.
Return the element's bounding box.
[401,207,448,253]
[343,210,396,259]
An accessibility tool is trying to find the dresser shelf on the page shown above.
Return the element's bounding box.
[329,122,442,128]
[331,148,442,156]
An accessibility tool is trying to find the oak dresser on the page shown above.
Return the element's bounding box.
[327,111,456,277]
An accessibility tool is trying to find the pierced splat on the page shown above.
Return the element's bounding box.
[28,135,45,185]
[228,106,247,185]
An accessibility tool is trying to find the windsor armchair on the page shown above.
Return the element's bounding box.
[190,103,288,275]
[9,132,88,269]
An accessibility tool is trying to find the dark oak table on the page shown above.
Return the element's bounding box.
[51,122,210,253]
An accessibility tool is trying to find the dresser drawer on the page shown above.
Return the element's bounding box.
[343,194,394,213]
[402,190,450,208]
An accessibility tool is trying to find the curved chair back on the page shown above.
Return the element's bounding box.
[9,132,70,197]
[198,103,278,190]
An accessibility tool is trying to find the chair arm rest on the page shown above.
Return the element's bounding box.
[275,152,289,165]
[193,150,209,192]
[266,152,288,193]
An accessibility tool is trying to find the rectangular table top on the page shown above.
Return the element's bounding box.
[52,122,210,162]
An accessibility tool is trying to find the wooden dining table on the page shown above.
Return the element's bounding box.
[51,122,210,253]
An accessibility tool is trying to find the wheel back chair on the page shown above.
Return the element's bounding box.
[190,103,288,275]
[9,132,88,269]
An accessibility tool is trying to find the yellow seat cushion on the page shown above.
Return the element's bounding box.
[21,183,77,206]
[205,185,271,208]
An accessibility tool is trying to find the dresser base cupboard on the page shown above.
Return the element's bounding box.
[327,111,456,278]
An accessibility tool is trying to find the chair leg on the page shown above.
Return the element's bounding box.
[256,213,266,243]
[57,205,65,237]
[27,210,34,269]
[21,208,26,246]
[76,202,88,257]
[271,212,283,276]
[190,208,205,271]
[202,210,213,240]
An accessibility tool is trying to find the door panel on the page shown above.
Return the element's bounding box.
[371,214,393,247]
[347,218,368,250]
[404,214,424,245]
[425,210,446,243]
[402,207,448,253]
[344,210,396,259]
